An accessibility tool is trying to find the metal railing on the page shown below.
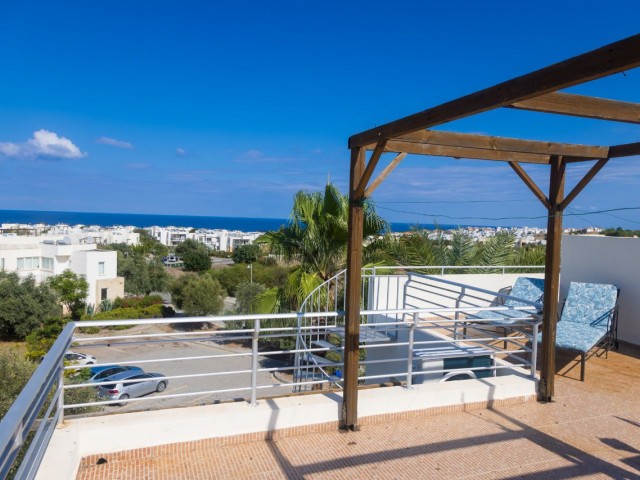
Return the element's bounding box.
[0,267,544,479]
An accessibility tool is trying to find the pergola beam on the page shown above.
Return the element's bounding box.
[380,140,552,164]
[394,130,609,159]
[349,34,640,148]
[608,141,640,158]
[508,92,640,124]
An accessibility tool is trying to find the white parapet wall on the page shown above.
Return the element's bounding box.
[368,272,545,312]
[561,235,640,347]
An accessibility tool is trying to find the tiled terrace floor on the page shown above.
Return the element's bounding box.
[77,344,640,480]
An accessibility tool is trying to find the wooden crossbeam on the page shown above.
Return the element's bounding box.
[382,140,551,164]
[364,153,407,197]
[608,142,640,158]
[395,130,609,159]
[349,34,640,148]
[508,92,640,124]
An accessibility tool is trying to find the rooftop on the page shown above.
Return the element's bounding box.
[72,343,640,479]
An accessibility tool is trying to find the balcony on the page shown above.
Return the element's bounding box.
[3,238,639,479]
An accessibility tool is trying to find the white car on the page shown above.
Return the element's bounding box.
[64,351,96,366]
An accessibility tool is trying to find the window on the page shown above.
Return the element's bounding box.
[42,257,54,271]
[101,288,108,301]
[98,261,105,275]
[17,257,40,270]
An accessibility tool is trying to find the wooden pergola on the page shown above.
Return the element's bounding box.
[342,34,640,430]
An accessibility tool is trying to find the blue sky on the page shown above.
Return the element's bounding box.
[0,1,639,228]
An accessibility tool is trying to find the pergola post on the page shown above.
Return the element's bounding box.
[342,147,365,430]
[540,155,566,401]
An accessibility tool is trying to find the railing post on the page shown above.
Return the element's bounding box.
[531,321,539,379]
[454,287,465,340]
[250,319,260,406]
[57,366,65,425]
[406,313,417,389]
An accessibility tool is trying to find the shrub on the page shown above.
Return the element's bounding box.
[113,295,163,309]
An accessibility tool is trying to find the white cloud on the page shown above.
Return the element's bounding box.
[176,147,186,156]
[0,130,86,159]
[96,136,134,149]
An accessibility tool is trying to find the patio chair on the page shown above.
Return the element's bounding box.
[542,281,619,381]
[467,277,544,347]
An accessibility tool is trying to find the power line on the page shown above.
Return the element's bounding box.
[377,205,640,223]
[375,199,536,205]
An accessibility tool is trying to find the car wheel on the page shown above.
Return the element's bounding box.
[156,381,167,393]
[119,394,130,406]
[87,362,95,365]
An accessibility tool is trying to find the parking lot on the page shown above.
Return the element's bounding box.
[68,328,292,414]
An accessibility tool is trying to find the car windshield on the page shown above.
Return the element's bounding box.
[102,384,116,390]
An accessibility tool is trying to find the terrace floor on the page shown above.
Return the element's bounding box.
[75,344,640,480]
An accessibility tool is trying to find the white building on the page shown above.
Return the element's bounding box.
[148,226,262,252]
[0,235,124,307]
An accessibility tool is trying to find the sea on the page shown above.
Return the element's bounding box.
[0,209,462,233]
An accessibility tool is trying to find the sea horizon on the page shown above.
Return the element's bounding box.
[0,208,489,233]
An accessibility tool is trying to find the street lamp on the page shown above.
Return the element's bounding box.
[247,263,253,284]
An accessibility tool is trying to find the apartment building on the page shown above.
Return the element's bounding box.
[0,235,124,306]
[149,226,261,252]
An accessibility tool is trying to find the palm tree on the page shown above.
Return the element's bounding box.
[256,183,388,313]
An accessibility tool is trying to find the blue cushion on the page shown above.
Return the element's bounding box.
[505,277,544,307]
[561,282,618,329]
[538,321,608,353]
[473,308,534,325]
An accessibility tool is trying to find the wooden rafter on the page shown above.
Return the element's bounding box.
[349,34,640,148]
[394,130,609,159]
[508,92,640,124]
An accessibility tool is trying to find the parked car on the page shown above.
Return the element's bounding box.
[89,365,143,383]
[64,351,96,365]
[97,371,168,405]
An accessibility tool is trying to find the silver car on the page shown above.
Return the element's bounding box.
[97,371,168,405]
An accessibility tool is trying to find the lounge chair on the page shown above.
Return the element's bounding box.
[466,276,544,348]
[542,281,619,381]
[472,276,544,323]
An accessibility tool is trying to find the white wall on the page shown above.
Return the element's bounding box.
[561,235,640,346]
[369,272,544,312]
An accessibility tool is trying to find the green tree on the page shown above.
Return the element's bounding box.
[0,272,61,339]
[134,228,169,257]
[0,348,36,416]
[176,239,211,272]
[232,244,260,264]
[118,253,168,295]
[173,274,225,316]
[235,282,265,314]
[48,270,89,320]
[257,183,387,312]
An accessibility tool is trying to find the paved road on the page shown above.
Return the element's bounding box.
[70,331,293,414]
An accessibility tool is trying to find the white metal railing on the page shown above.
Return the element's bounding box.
[1,266,544,479]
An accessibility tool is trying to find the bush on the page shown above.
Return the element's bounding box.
[79,304,175,331]
[113,295,163,309]
[0,271,61,340]
[25,318,66,362]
